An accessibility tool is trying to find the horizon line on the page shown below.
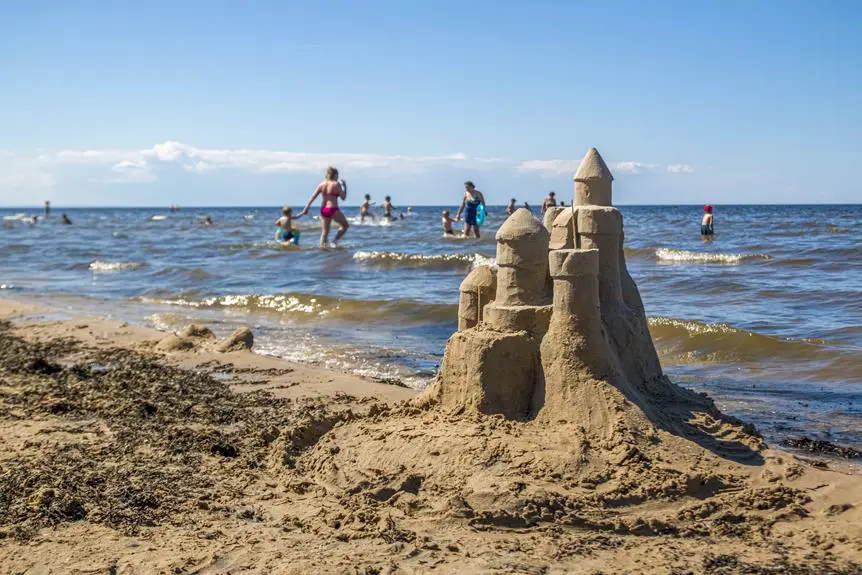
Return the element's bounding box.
[2,202,861,210]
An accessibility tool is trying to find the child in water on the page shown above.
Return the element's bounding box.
[441,210,456,235]
[701,205,714,237]
[382,196,395,221]
[275,207,302,243]
[360,194,375,223]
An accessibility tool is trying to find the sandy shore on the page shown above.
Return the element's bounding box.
[0,297,860,574]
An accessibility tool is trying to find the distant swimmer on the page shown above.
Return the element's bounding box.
[301,166,349,247]
[200,216,214,226]
[541,191,557,215]
[506,198,516,215]
[44,201,51,216]
[274,207,302,244]
[441,209,456,235]
[455,181,486,239]
[406,207,413,216]
[701,205,715,237]
[360,194,375,223]
[59,213,72,225]
[382,196,396,221]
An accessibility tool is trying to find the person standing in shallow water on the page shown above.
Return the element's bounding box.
[701,205,715,238]
[455,181,486,239]
[360,194,375,223]
[506,198,517,215]
[541,191,557,215]
[301,166,349,247]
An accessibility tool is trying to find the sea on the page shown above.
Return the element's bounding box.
[1,204,860,450]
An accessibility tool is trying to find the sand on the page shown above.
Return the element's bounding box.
[0,297,861,574]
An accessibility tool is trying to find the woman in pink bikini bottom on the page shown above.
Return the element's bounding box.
[301,166,350,247]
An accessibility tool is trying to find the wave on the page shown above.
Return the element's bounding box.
[353,251,496,270]
[0,244,32,255]
[150,266,216,281]
[623,247,659,260]
[140,292,459,324]
[89,260,144,272]
[655,248,770,264]
[648,316,859,372]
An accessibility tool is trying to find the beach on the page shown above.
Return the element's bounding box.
[0,294,861,574]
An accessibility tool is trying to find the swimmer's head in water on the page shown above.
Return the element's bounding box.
[282,207,292,216]
[704,205,713,213]
[325,166,339,181]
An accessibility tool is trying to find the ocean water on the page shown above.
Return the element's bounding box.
[1,204,860,449]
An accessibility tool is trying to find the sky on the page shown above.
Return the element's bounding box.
[1,0,860,207]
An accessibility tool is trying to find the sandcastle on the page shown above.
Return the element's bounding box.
[430,147,682,437]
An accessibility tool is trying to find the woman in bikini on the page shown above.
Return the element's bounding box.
[301,166,350,247]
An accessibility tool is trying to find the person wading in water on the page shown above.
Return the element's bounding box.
[455,181,486,239]
[301,166,350,247]
[701,205,715,239]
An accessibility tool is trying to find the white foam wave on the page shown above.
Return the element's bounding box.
[147,294,324,315]
[655,248,769,264]
[89,261,143,272]
[150,215,168,221]
[353,250,495,269]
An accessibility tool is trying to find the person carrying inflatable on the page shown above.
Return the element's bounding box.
[275,207,302,244]
[455,181,487,239]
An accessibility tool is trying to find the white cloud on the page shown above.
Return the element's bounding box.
[612,161,660,174]
[109,158,156,183]
[516,159,581,174]
[0,141,694,191]
[518,158,692,176]
[667,164,695,173]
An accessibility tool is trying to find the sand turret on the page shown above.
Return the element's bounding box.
[542,206,565,235]
[458,265,496,331]
[491,209,549,307]
[574,147,613,206]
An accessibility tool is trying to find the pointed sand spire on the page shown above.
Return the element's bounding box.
[574,147,614,183]
[573,147,613,206]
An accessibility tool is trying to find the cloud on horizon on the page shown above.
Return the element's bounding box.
[0,142,694,192]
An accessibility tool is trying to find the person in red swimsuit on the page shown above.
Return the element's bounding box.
[301,166,350,247]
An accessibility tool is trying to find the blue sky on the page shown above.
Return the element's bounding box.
[1,0,860,207]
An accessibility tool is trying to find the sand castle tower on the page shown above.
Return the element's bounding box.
[483,209,552,336]
[430,147,678,439]
[457,265,496,331]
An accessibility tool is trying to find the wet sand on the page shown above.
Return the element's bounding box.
[1,298,861,574]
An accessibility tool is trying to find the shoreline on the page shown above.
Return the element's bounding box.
[1,296,861,573]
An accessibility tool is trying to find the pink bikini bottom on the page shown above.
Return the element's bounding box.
[320,206,339,219]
